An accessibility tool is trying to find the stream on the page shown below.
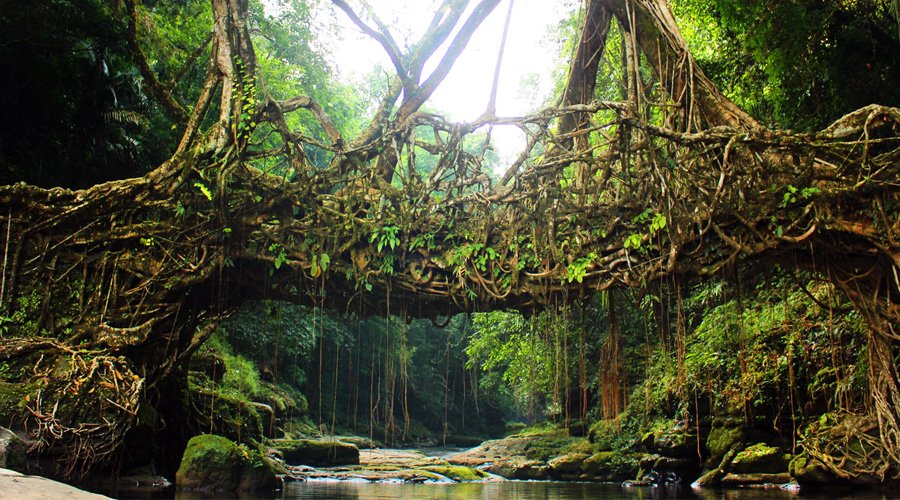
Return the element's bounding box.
[172,480,892,500]
[160,447,894,500]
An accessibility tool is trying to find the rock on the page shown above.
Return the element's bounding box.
[548,453,589,477]
[720,472,792,487]
[731,443,788,474]
[488,458,548,480]
[334,435,377,449]
[639,453,697,476]
[581,451,641,481]
[653,426,698,459]
[190,352,226,382]
[0,427,27,472]
[692,445,740,487]
[271,438,360,466]
[638,432,655,452]
[788,453,833,486]
[176,434,279,492]
[705,424,745,467]
[420,465,489,482]
[0,468,111,499]
[83,465,172,497]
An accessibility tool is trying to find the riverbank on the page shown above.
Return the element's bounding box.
[0,468,110,499]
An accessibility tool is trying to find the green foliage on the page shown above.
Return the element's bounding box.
[219,300,319,387]
[623,210,666,252]
[672,0,900,129]
[566,252,597,283]
[370,224,401,253]
[680,271,868,418]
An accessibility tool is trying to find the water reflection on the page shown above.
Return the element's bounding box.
[169,480,894,500]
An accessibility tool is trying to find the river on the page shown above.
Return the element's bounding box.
[275,480,888,499]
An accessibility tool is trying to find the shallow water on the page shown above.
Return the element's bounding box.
[268,480,891,500]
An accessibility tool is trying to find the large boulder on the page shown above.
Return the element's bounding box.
[705,422,745,467]
[581,451,641,481]
[548,453,589,479]
[653,424,698,459]
[175,434,279,492]
[271,438,359,466]
[788,453,833,486]
[488,458,548,480]
[731,443,789,474]
[0,427,27,472]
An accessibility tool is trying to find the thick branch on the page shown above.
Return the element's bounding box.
[126,0,189,125]
[599,0,757,130]
[558,1,613,142]
[396,0,502,119]
[332,0,410,89]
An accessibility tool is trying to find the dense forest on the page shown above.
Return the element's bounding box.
[0,0,898,496]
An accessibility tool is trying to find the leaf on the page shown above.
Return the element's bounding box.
[194,182,213,201]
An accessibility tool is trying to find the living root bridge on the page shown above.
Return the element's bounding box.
[0,0,898,481]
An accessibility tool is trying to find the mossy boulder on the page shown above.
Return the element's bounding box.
[653,425,698,459]
[705,424,745,467]
[581,451,641,481]
[639,454,700,483]
[588,419,626,451]
[731,443,789,473]
[522,434,586,462]
[548,453,589,478]
[190,352,226,382]
[271,438,359,466]
[175,434,278,492]
[788,453,833,486]
[488,458,549,480]
[0,427,27,472]
[421,465,489,482]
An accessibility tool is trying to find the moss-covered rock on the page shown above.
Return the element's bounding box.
[731,443,788,473]
[0,427,27,472]
[548,453,589,478]
[421,465,489,482]
[581,451,641,481]
[190,352,226,382]
[271,438,359,466]
[652,423,698,459]
[705,424,745,467]
[788,453,833,486]
[588,419,627,452]
[522,434,588,462]
[175,434,278,492]
[488,458,549,480]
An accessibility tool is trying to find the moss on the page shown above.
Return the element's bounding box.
[522,434,586,462]
[176,434,277,492]
[547,453,589,476]
[271,438,360,466]
[421,465,488,482]
[582,451,642,480]
[0,382,30,424]
[705,425,745,465]
[732,443,788,473]
[789,453,833,486]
